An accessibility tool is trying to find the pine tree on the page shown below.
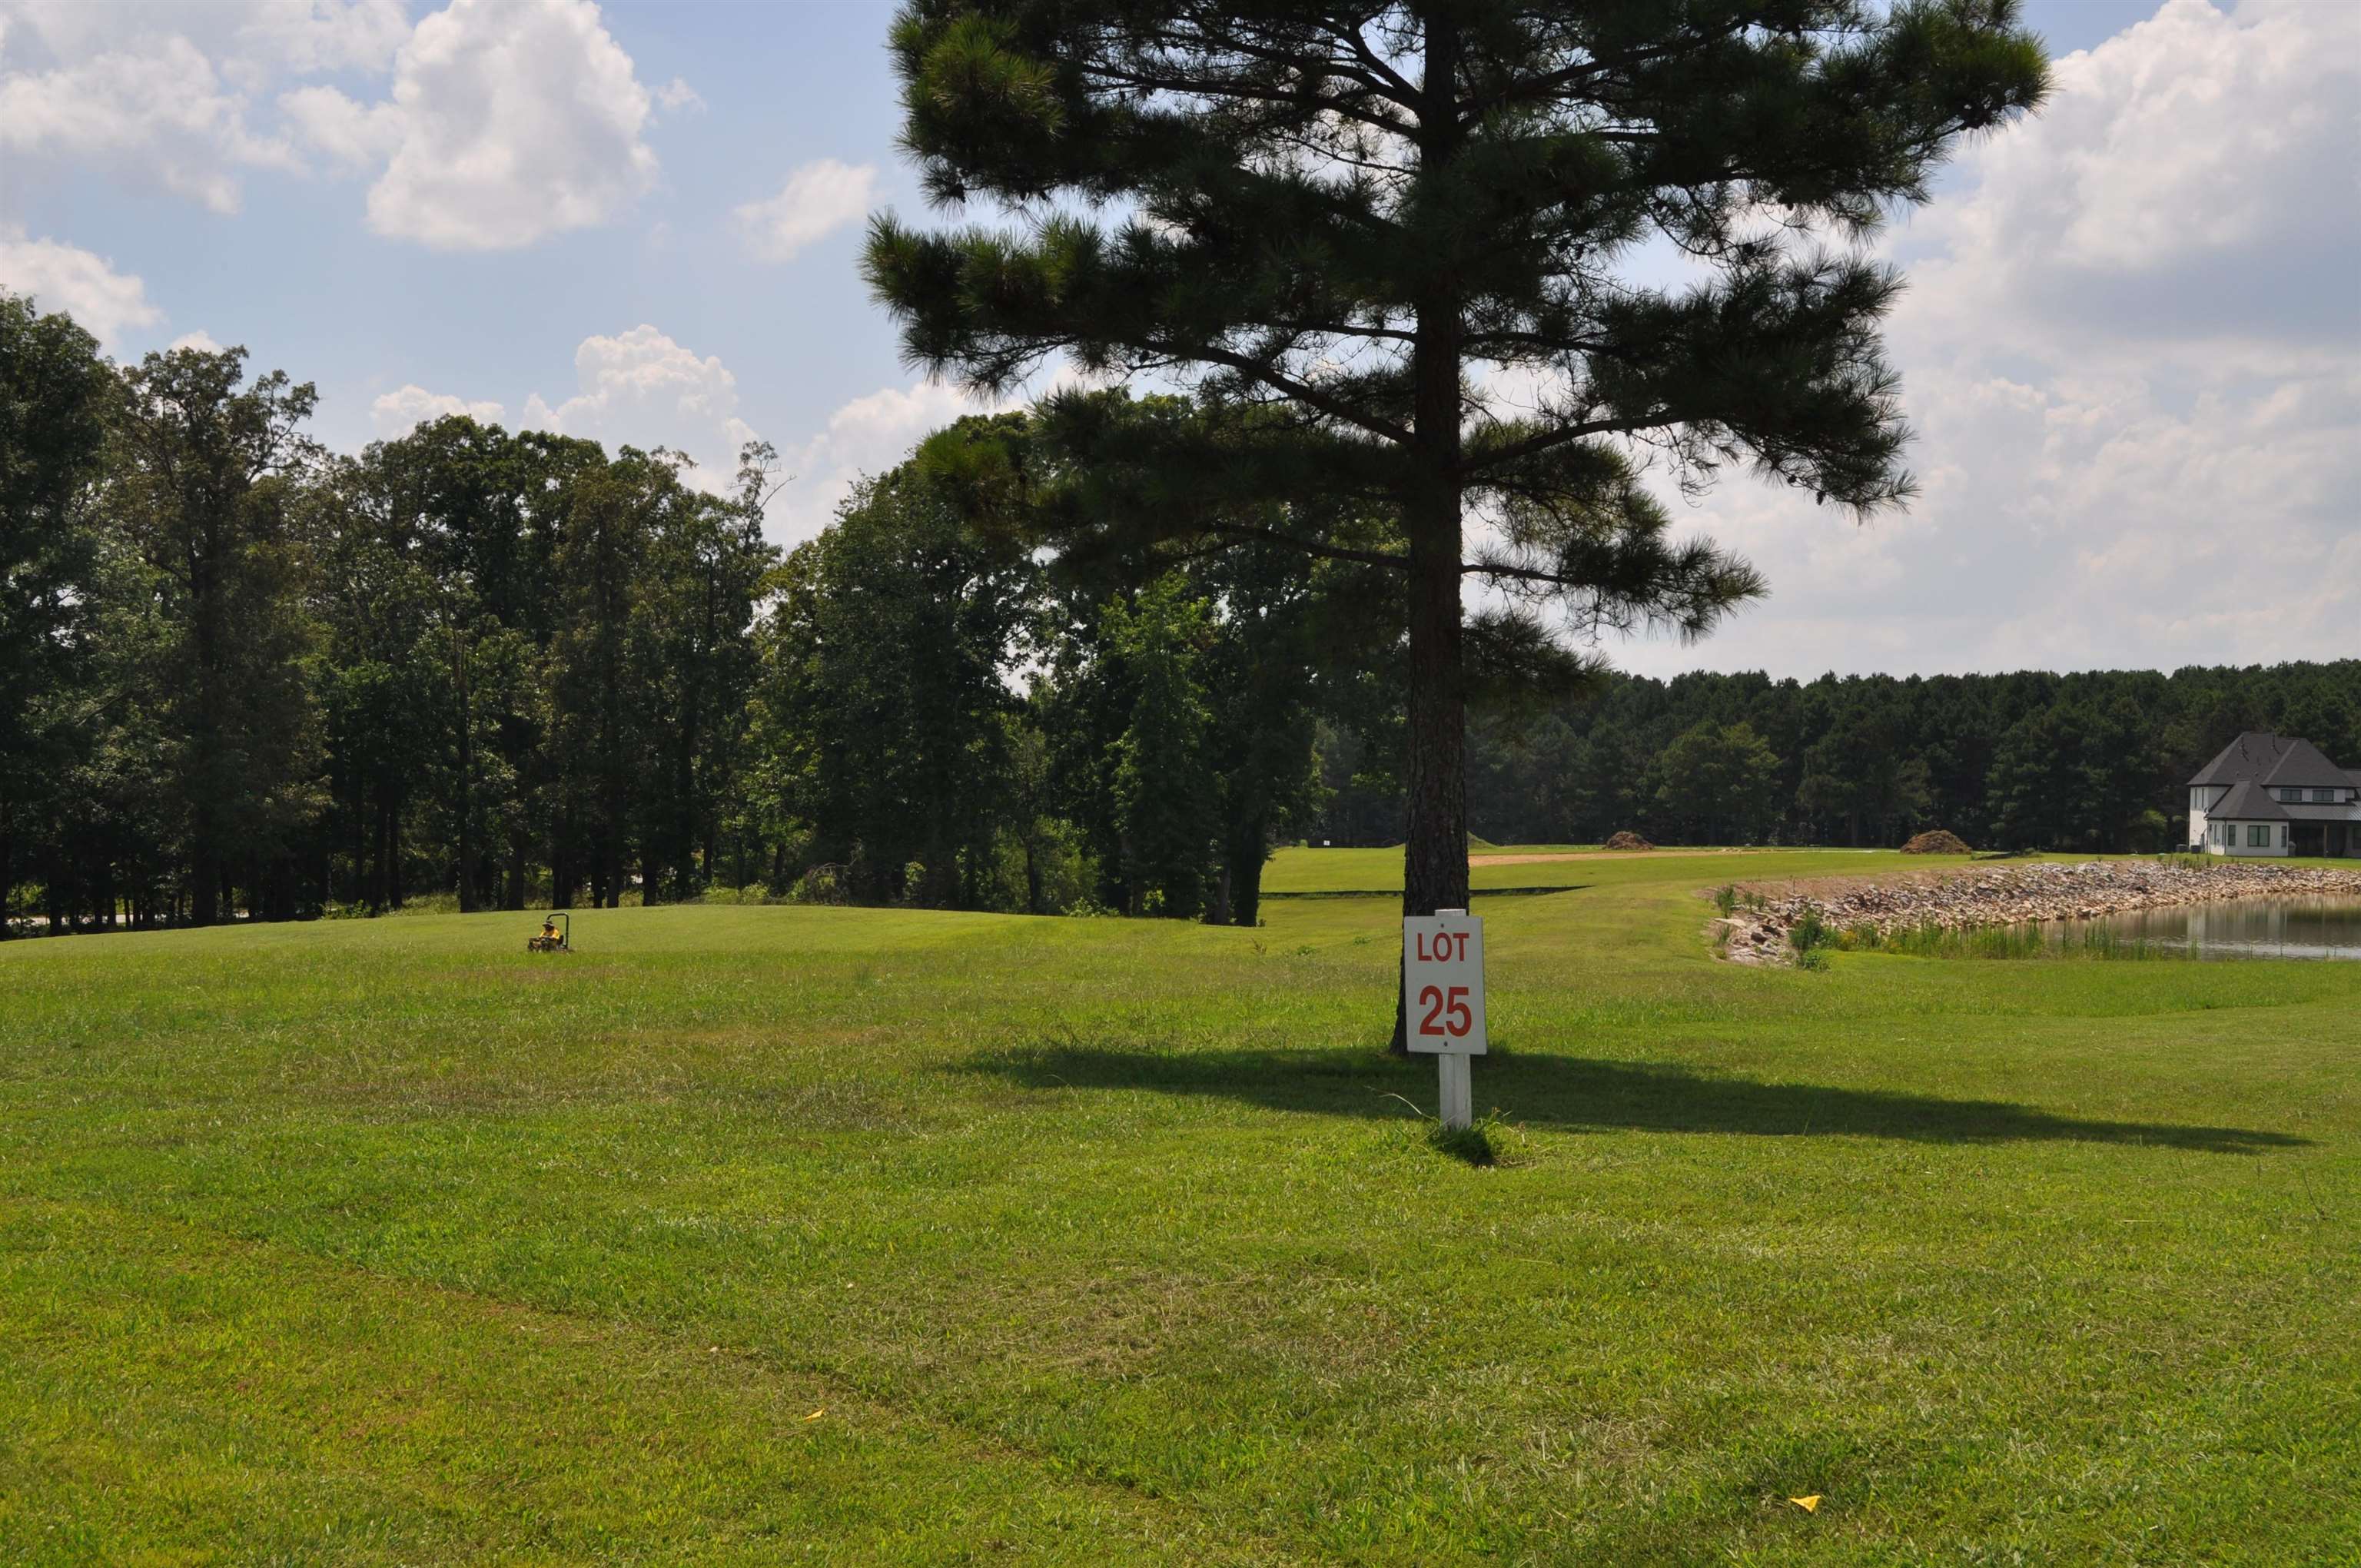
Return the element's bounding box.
[867,0,2047,1042]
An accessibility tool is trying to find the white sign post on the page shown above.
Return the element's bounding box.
[1403,907,1486,1130]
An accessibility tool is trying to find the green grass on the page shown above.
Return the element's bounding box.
[1264,842,1787,895]
[2,848,2356,1564]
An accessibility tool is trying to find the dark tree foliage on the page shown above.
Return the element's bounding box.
[111,344,326,925]
[1437,662,2361,855]
[752,455,1040,907]
[865,0,2048,1038]
[8,284,2347,940]
[0,296,114,935]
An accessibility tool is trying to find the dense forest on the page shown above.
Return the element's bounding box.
[4,294,2353,936]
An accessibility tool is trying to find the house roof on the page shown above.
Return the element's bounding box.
[2209,779,2289,822]
[2190,730,2356,790]
[2262,738,2353,790]
[2190,731,2289,786]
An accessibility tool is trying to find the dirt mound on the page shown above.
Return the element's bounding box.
[1602,831,1654,852]
[1900,829,1972,855]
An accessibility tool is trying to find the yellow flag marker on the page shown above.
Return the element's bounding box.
[804,1409,826,1422]
[1788,1495,1821,1513]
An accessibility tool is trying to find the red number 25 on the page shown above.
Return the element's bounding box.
[1416,985,1471,1037]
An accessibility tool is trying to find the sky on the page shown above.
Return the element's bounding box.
[1,0,2353,682]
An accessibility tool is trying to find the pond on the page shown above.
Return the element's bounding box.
[2057,896,2361,960]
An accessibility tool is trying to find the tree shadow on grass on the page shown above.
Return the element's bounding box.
[958,1044,2306,1155]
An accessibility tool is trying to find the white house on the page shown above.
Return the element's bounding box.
[2187,732,2361,858]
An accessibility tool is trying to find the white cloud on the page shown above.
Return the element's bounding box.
[1894,0,2358,370]
[363,0,659,250]
[0,229,163,347]
[372,384,507,437]
[766,381,995,543]
[765,368,1099,546]
[734,159,877,264]
[1613,0,2361,679]
[227,0,410,81]
[1958,0,2349,275]
[279,83,400,171]
[522,324,757,493]
[655,75,703,113]
[0,0,663,247]
[0,32,293,211]
[168,329,225,354]
[0,1,407,210]
[0,1,409,79]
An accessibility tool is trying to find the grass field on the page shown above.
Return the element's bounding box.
[1265,844,1814,895]
[3,849,2356,1564]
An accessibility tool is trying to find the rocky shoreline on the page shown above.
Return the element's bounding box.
[1714,858,2361,965]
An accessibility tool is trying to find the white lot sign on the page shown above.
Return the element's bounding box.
[1403,908,1486,1129]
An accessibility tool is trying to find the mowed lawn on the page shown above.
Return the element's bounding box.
[2,852,2356,1565]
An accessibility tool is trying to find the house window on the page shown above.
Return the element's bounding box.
[2315,788,2337,803]
[2247,825,2270,848]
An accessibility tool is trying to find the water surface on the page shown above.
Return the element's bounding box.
[2061,896,2361,960]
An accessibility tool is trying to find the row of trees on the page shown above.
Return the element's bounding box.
[1448,663,2360,854]
[10,289,2345,938]
[5,294,1405,933]
[3,294,776,932]
[759,450,1394,924]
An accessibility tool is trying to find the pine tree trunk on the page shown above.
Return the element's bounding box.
[1393,14,1469,1054]
[1395,532,1472,1050]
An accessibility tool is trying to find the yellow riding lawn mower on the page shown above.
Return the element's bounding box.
[526,912,572,953]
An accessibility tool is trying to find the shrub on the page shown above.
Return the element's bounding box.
[787,864,850,905]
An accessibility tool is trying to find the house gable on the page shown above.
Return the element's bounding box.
[2260,739,2353,792]
[2188,731,2288,788]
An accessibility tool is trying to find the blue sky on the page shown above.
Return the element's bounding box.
[3,0,2353,679]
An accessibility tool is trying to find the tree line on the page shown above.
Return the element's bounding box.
[3,295,1400,934]
[1446,662,2360,855]
[7,293,2346,937]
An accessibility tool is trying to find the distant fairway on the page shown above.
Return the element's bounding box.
[1265,842,1809,895]
[4,849,2356,1564]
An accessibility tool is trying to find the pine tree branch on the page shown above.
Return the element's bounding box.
[1463,17,1759,118]
[1329,14,1420,105]
[1207,521,1407,573]
[1166,341,1413,444]
[1465,412,1665,473]
[1139,20,1417,112]
[1080,65,1411,138]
